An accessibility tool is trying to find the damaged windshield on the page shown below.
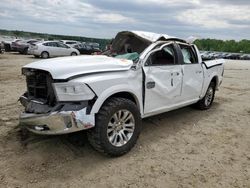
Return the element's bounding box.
[115,52,139,62]
[102,31,151,62]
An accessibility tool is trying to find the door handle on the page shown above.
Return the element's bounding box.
[196,70,202,74]
[171,72,180,76]
[146,81,155,89]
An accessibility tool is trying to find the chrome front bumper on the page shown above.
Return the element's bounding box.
[19,108,95,135]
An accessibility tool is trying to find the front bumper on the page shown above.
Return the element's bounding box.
[19,108,95,135]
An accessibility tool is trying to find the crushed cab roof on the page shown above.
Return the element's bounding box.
[111,31,187,55]
[117,31,186,43]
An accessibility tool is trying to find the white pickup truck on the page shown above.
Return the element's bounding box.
[19,31,224,156]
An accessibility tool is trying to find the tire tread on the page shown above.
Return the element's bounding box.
[87,97,141,156]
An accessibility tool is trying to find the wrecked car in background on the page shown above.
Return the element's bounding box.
[19,31,224,156]
[15,39,39,55]
[13,39,40,54]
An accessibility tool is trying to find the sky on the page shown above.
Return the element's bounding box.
[0,0,249,40]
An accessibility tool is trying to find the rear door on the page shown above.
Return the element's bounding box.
[177,43,203,101]
[44,42,59,56]
[143,43,183,115]
[56,42,71,56]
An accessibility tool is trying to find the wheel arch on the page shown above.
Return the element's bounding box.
[200,74,219,99]
[210,75,219,89]
[90,89,142,116]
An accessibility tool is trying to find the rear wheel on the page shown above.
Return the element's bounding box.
[87,98,141,156]
[196,82,216,110]
[41,51,49,59]
[23,48,28,55]
[71,52,77,56]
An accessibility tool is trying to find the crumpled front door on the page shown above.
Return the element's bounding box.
[143,65,183,115]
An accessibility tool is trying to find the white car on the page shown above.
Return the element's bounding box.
[60,40,81,47]
[20,31,224,156]
[28,41,80,58]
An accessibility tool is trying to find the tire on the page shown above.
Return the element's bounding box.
[41,51,49,59]
[87,97,142,157]
[196,82,216,110]
[23,48,28,55]
[71,52,77,56]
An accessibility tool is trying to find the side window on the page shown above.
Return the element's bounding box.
[43,42,56,47]
[147,44,176,66]
[86,45,92,50]
[57,42,68,48]
[179,44,198,64]
[45,42,58,47]
[66,42,76,45]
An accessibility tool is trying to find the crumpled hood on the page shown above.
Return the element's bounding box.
[23,55,133,79]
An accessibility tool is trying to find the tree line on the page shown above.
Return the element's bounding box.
[194,39,250,53]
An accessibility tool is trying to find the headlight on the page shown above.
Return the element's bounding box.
[53,82,95,101]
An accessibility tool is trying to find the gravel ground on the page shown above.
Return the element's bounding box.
[0,52,249,188]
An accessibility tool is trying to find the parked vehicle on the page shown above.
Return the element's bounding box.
[72,43,101,54]
[10,39,23,51]
[14,39,39,54]
[60,40,81,47]
[240,54,250,60]
[86,42,100,50]
[19,31,224,156]
[0,42,5,53]
[28,41,80,58]
[2,40,12,52]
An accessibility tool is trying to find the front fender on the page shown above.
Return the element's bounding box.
[90,84,142,115]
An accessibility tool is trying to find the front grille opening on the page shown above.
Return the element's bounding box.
[25,69,56,106]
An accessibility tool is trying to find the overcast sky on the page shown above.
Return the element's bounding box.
[0,0,249,40]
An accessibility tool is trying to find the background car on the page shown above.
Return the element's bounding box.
[60,40,81,47]
[86,42,100,50]
[0,41,5,53]
[240,54,250,60]
[14,39,39,54]
[10,39,23,51]
[72,43,101,54]
[28,41,80,58]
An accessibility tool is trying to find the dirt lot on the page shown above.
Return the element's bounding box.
[0,52,249,188]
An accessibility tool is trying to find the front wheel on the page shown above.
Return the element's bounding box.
[87,98,142,156]
[71,52,77,56]
[196,82,215,110]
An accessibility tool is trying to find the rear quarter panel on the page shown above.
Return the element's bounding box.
[200,59,224,98]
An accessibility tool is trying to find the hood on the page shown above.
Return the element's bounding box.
[23,55,133,79]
